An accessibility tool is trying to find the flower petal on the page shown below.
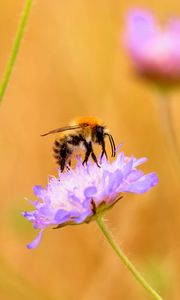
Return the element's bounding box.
[54,209,72,223]
[27,230,44,249]
[33,185,44,198]
[126,10,157,44]
[108,170,123,192]
[122,172,158,194]
[84,186,97,198]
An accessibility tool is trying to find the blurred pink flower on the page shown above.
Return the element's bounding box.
[124,9,180,81]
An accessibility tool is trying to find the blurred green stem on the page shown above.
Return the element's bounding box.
[156,90,180,177]
[95,215,164,300]
[0,0,33,103]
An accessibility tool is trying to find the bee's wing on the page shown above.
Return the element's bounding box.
[41,124,88,136]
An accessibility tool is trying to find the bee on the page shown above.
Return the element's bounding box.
[41,116,116,172]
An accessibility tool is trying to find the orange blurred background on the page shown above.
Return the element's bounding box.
[0,1,180,299]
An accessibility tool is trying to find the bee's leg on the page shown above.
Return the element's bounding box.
[62,144,72,172]
[100,139,108,162]
[82,142,91,166]
[58,143,68,172]
[60,158,66,172]
[66,160,71,171]
[91,151,101,168]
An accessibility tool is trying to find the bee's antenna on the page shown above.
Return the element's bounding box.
[105,134,116,157]
[110,134,116,157]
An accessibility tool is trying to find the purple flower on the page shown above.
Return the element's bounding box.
[124,9,180,81]
[23,149,158,249]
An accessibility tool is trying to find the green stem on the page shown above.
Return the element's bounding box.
[0,0,33,103]
[95,215,164,300]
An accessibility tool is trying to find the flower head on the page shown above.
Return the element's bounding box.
[124,9,180,82]
[23,148,158,249]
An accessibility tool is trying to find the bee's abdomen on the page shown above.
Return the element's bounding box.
[53,134,85,172]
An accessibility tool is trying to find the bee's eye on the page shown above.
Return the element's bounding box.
[96,126,104,139]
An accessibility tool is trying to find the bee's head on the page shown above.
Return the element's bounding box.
[93,125,105,142]
[92,125,116,157]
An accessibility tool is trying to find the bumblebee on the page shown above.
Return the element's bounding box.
[41,116,116,172]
